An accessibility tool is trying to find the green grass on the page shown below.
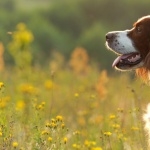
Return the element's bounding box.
[0,64,149,150]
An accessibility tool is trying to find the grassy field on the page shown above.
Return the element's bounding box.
[0,47,150,150]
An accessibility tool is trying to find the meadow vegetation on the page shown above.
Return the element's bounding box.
[0,23,149,150]
[0,0,150,149]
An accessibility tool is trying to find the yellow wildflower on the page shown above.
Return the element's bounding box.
[0,99,6,108]
[41,130,49,135]
[37,104,43,110]
[48,137,52,142]
[61,123,65,129]
[104,132,112,136]
[12,142,18,148]
[19,83,37,95]
[72,144,81,149]
[41,101,45,106]
[112,124,120,129]
[16,23,34,43]
[16,100,25,111]
[50,122,57,129]
[109,114,116,119]
[51,118,56,123]
[56,115,63,122]
[45,122,51,127]
[84,140,96,147]
[0,82,4,89]
[0,132,2,136]
[0,96,11,108]
[92,147,103,150]
[74,93,79,98]
[63,137,68,144]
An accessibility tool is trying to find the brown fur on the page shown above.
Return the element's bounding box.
[128,16,150,82]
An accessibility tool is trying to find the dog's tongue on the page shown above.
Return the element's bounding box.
[112,56,122,67]
[112,53,137,67]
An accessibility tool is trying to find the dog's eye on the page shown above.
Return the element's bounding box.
[136,26,142,33]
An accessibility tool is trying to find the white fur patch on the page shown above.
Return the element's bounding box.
[106,30,138,54]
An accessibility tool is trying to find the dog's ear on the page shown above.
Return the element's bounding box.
[136,52,150,83]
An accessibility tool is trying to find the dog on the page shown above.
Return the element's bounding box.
[106,15,150,82]
[106,15,150,148]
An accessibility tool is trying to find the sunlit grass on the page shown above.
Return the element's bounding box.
[0,64,149,149]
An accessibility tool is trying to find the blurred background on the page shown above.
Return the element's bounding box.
[0,1,150,149]
[1,0,150,71]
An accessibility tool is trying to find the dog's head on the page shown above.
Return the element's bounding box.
[106,15,150,81]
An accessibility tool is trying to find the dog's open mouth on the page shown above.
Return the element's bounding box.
[112,52,143,70]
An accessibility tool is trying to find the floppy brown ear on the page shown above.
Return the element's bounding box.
[136,52,150,83]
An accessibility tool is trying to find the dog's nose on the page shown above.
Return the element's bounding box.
[106,32,114,41]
